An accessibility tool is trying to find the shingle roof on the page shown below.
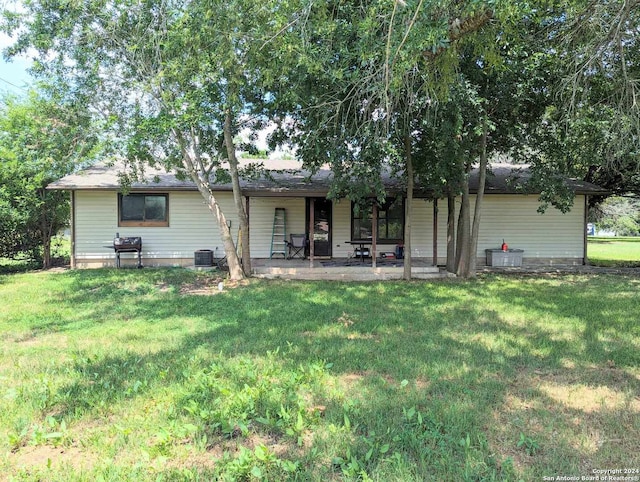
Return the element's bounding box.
[48,159,608,196]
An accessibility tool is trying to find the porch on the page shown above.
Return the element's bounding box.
[250,257,449,281]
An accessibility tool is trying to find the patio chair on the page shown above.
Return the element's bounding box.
[286,234,307,259]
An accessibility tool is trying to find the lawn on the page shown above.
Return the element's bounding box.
[0,269,638,481]
[588,236,640,267]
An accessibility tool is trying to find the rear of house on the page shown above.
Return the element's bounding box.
[50,161,605,269]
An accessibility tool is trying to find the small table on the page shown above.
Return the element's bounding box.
[345,240,373,262]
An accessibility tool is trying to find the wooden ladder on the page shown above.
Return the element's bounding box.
[270,208,287,259]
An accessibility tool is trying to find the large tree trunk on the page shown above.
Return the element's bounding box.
[456,123,489,279]
[176,134,245,280]
[446,192,456,273]
[224,108,251,276]
[403,133,413,280]
[192,179,244,280]
[173,126,245,280]
[455,178,471,277]
[468,122,489,276]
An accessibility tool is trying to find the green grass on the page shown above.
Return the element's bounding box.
[588,236,640,267]
[0,269,639,481]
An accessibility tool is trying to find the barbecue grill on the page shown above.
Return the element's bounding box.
[113,235,143,268]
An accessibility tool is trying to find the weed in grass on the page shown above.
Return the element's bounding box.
[214,444,300,481]
[7,423,30,452]
[29,416,69,447]
[180,351,329,444]
[517,432,540,456]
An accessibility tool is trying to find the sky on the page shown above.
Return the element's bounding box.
[0,31,33,94]
[0,26,287,155]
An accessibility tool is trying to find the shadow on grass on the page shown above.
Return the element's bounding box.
[0,259,40,275]
[7,269,639,478]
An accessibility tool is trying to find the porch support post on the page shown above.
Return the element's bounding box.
[371,202,378,268]
[71,190,76,269]
[309,197,315,268]
[245,195,250,243]
[432,198,438,266]
[583,195,588,266]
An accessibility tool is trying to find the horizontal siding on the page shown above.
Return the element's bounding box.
[75,191,235,263]
[74,191,586,266]
[75,191,126,261]
[332,200,352,257]
[249,198,306,258]
[475,194,584,258]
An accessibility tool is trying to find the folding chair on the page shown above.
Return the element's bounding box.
[286,234,307,259]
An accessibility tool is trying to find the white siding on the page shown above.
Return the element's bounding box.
[75,190,235,266]
[248,197,306,258]
[475,194,585,258]
[331,200,353,257]
[328,194,584,260]
[73,190,586,267]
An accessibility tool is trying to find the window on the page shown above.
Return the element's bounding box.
[351,197,404,243]
[118,193,169,227]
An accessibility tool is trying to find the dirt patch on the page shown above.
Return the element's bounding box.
[345,332,379,341]
[538,382,640,414]
[244,432,296,455]
[336,312,355,327]
[163,432,300,472]
[163,451,220,473]
[486,365,640,475]
[414,377,430,390]
[10,445,98,472]
[178,278,248,296]
[339,372,367,387]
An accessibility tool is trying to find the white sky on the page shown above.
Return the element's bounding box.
[0,26,292,160]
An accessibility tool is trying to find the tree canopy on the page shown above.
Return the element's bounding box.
[3,0,302,279]
[0,89,100,267]
[2,0,638,277]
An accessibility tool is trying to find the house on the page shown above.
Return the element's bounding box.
[48,160,607,271]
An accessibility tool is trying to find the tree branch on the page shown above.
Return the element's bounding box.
[423,9,494,59]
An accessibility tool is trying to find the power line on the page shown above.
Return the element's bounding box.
[0,76,30,92]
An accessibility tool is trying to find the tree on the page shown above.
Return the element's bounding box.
[592,196,640,236]
[521,1,640,208]
[274,0,514,278]
[3,0,298,280]
[283,0,637,277]
[559,0,640,137]
[0,90,99,267]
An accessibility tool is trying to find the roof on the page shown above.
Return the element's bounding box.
[48,159,609,196]
[468,164,609,196]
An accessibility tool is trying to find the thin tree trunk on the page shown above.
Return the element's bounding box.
[371,202,377,268]
[224,108,252,276]
[446,192,456,273]
[468,121,489,277]
[43,239,51,268]
[403,132,413,280]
